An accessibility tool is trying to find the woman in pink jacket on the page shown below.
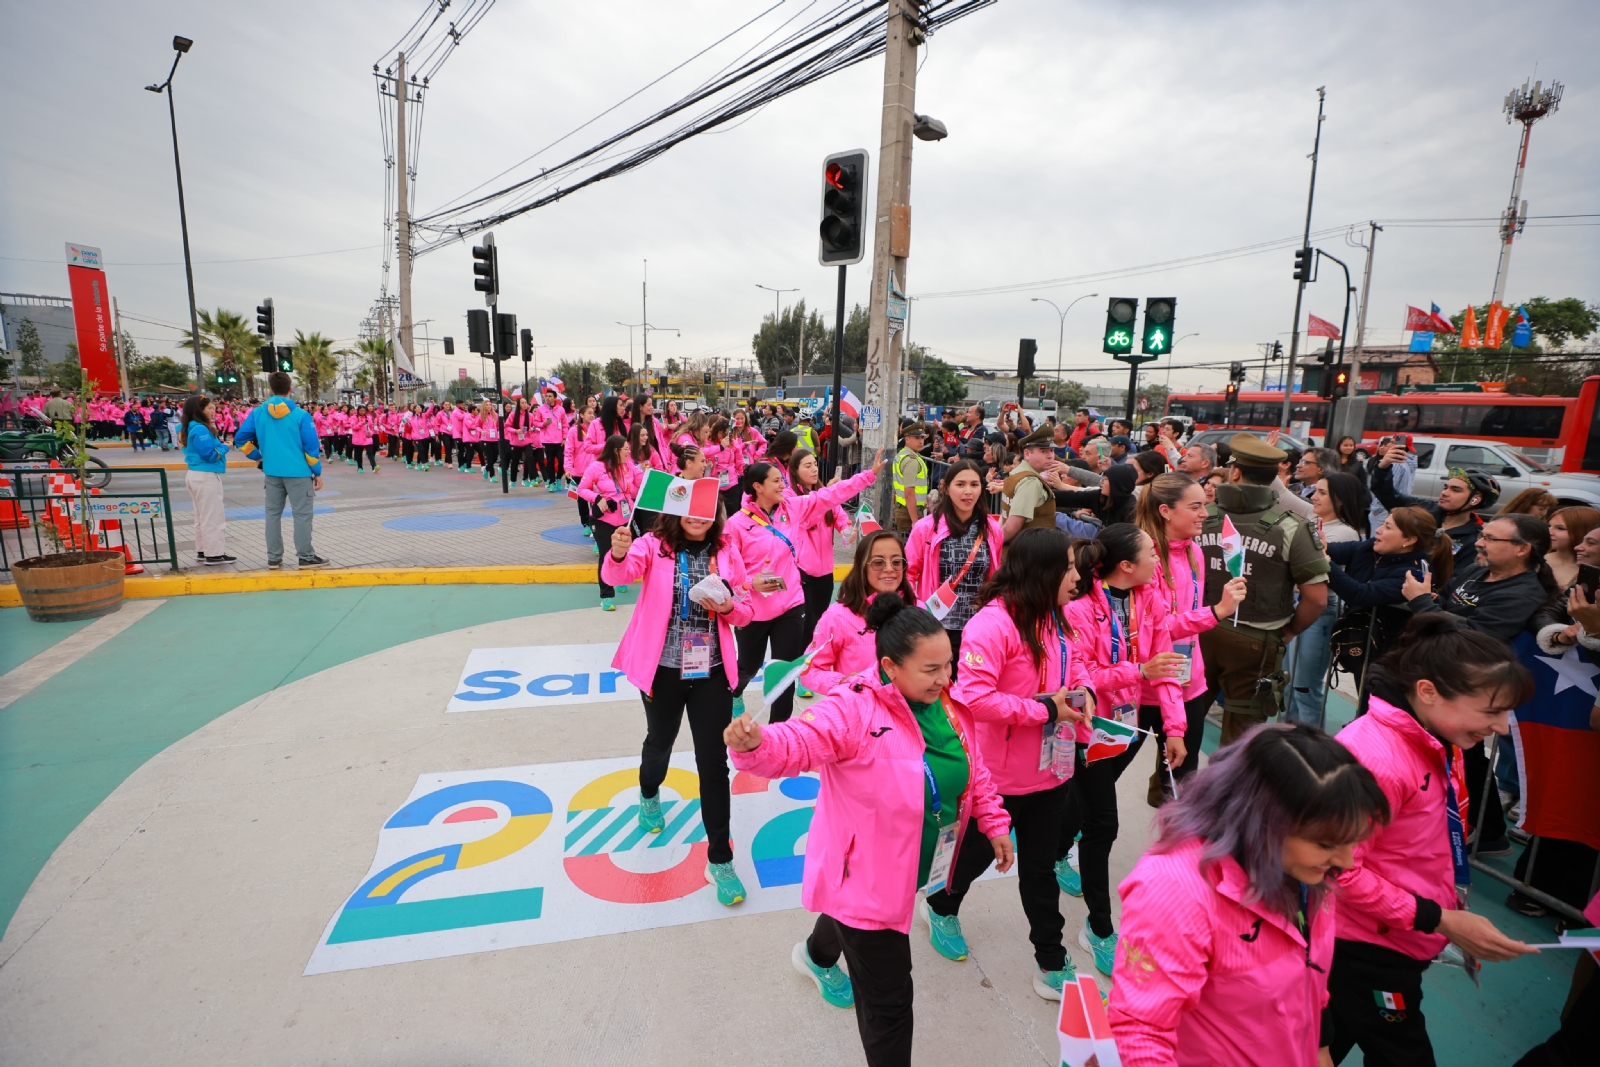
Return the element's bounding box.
[576,434,642,607]
[1329,614,1536,1065]
[923,527,1095,999]
[472,401,500,480]
[801,530,918,696]
[1062,523,1190,975]
[1135,473,1249,804]
[566,411,596,536]
[537,387,567,490]
[904,460,1004,672]
[504,397,534,486]
[601,510,755,909]
[1110,722,1391,1067]
[726,452,885,723]
[786,448,856,670]
[350,405,379,472]
[725,598,1013,1067]
[627,394,674,473]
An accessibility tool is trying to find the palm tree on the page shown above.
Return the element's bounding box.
[355,337,391,402]
[179,308,260,399]
[293,330,339,401]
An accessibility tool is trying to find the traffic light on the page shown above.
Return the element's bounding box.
[255,298,274,341]
[259,344,275,373]
[1229,361,1246,383]
[1316,338,1337,365]
[1017,338,1037,380]
[1038,382,1047,399]
[1292,247,1312,282]
[443,336,455,356]
[1321,366,1350,399]
[1272,340,1284,361]
[472,233,499,305]
[494,312,517,361]
[466,309,491,354]
[704,370,713,385]
[1141,298,1176,356]
[1102,298,1137,355]
[581,366,593,396]
[277,344,293,373]
[520,328,533,363]
[1333,367,1350,395]
[1224,382,1239,402]
[818,149,870,266]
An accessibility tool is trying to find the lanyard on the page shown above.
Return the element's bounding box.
[1166,543,1201,615]
[943,526,987,589]
[743,507,797,558]
[675,551,720,621]
[1443,747,1473,888]
[1103,587,1140,665]
[1040,623,1070,693]
[921,758,943,818]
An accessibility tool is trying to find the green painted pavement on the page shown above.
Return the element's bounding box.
[0,583,635,936]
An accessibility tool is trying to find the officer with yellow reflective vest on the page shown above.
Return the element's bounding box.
[1196,433,1329,746]
[892,423,932,533]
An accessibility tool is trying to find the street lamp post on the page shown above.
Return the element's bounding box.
[1029,292,1098,396]
[144,36,203,389]
[756,284,799,386]
[1166,332,1199,391]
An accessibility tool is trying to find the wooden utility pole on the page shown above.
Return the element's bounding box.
[862,0,920,511]
[395,52,416,381]
[1349,222,1381,394]
[112,296,132,397]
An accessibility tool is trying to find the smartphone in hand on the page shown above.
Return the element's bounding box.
[1577,564,1600,601]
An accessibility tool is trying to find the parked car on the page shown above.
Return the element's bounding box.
[1403,436,1600,511]
[1187,428,1317,455]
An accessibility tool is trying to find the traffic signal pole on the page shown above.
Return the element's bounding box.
[862,0,920,516]
[1280,87,1326,431]
[827,264,847,480]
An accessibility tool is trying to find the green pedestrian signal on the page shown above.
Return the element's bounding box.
[1102,298,1137,355]
[1142,298,1176,356]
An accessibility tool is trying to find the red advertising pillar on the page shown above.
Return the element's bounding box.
[65,242,119,394]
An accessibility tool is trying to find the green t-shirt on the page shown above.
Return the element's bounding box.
[908,693,969,887]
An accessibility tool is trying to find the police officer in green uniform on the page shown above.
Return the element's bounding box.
[892,423,931,534]
[1196,433,1329,745]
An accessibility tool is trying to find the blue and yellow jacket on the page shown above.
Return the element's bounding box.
[182,420,229,474]
[234,396,323,478]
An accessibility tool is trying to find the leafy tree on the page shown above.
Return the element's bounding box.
[664,358,681,375]
[15,318,44,377]
[50,346,83,391]
[604,358,633,389]
[354,337,392,401]
[917,352,969,409]
[751,300,837,386]
[1137,383,1170,418]
[292,330,339,400]
[129,356,193,389]
[1524,297,1599,349]
[553,358,605,396]
[179,308,259,398]
[1043,379,1090,414]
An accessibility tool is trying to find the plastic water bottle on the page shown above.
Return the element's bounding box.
[1051,722,1075,779]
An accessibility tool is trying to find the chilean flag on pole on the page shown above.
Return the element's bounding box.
[839,388,863,421]
[1307,314,1341,339]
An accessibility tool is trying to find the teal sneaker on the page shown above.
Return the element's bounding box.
[705,861,746,905]
[547,480,560,493]
[592,542,600,555]
[1079,925,1117,977]
[796,683,814,698]
[600,597,616,611]
[916,897,968,961]
[638,792,664,834]
[1033,958,1078,1001]
[1054,855,1082,897]
[732,695,746,718]
[791,941,854,1009]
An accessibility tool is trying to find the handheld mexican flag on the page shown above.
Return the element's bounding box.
[762,652,814,702]
[634,469,720,520]
[1058,973,1120,1067]
[1219,515,1245,578]
[856,502,881,535]
[1086,715,1139,763]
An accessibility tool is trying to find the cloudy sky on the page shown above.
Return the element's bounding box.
[3,0,1595,394]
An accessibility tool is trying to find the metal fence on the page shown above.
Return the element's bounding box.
[0,463,179,574]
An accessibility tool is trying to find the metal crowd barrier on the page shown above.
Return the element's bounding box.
[0,463,179,574]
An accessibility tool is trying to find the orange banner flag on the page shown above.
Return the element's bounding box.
[1485,302,1511,348]
[1460,305,1481,348]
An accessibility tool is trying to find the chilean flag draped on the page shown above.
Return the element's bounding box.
[1510,631,1600,850]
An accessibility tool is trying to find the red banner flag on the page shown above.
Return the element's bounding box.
[1403,306,1435,332]
[1460,305,1481,348]
[64,243,119,394]
[1307,314,1341,339]
[1485,302,1511,348]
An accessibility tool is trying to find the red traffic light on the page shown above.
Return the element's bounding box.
[825,162,847,190]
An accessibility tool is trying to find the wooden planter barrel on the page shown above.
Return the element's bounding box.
[11,551,126,622]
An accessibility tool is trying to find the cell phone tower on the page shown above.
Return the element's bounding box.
[1489,77,1562,308]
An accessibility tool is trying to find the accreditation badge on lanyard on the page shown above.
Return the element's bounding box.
[1169,545,1201,687]
[1038,627,1073,772]
[678,551,715,680]
[922,757,959,896]
[1105,589,1140,726]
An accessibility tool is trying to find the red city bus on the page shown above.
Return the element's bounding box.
[1165,377,1600,473]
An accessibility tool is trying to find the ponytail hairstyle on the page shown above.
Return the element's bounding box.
[933,459,991,539]
[1495,511,1558,595]
[976,527,1076,665]
[866,596,947,667]
[676,443,706,479]
[1386,506,1454,587]
[600,433,628,483]
[1152,722,1390,920]
[598,395,625,439]
[1373,612,1534,710]
[1072,522,1147,598]
[836,530,916,616]
[741,461,778,505]
[1134,472,1198,585]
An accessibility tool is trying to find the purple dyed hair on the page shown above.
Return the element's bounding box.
[1151,722,1389,919]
